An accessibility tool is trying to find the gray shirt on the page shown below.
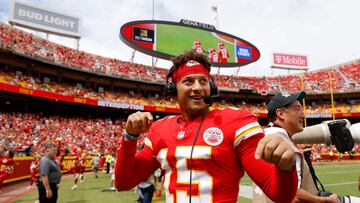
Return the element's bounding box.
[92,156,100,166]
[39,156,62,184]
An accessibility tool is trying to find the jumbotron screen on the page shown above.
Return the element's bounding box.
[120,20,260,67]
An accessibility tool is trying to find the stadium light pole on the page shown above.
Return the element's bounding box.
[329,71,336,120]
[211,5,220,74]
[130,50,136,63]
[300,68,307,127]
[152,0,155,68]
[212,6,218,29]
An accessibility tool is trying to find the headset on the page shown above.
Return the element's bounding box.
[165,65,219,96]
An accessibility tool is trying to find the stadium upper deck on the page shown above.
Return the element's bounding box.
[1,22,359,94]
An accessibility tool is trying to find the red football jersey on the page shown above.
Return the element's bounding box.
[208,52,219,63]
[30,159,39,173]
[218,47,230,63]
[116,108,297,203]
[79,157,86,165]
[73,155,81,166]
[193,46,204,54]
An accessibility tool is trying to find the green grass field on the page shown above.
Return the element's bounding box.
[11,162,360,203]
[156,24,235,63]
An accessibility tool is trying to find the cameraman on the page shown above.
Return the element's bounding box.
[253,91,341,203]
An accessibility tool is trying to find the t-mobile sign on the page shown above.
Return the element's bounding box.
[273,53,308,67]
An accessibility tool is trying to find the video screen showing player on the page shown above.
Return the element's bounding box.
[218,41,230,63]
[193,40,204,54]
[208,48,219,63]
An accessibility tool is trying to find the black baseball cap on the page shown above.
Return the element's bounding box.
[267,91,306,117]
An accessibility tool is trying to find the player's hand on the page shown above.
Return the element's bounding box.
[254,134,298,171]
[125,111,153,135]
[46,189,53,198]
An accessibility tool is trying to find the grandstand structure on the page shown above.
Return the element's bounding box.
[0,22,360,185]
[1,22,360,119]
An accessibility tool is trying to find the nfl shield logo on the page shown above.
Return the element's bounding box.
[177,131,185,140]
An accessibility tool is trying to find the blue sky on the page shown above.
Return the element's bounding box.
[1,0,360,77]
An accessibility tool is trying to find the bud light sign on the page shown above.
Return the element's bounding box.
[236,46,252,60]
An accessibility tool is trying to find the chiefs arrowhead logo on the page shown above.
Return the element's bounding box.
[203,127,224,146]
[185,60,200,67]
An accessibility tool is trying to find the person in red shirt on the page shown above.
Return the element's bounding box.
[208,48,219,63]
[28,155,40,189]
[70,152,82,190]
[192,40,204,54]
[115,50,299,203]
[55,154,64,171]
[78,153,86,183]
[0,151,17,192]
[218,41,230,63]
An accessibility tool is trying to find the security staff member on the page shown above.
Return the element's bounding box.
[38,143,62,203]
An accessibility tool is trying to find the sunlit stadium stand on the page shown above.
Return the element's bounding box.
[1,21,360,190]
[1,22,360,94]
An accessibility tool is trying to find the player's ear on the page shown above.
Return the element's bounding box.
[275,108,286,120]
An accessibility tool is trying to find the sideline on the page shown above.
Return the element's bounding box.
[0,174,73,203]
[324,181,358,187]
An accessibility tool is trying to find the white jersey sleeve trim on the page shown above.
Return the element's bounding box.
[144,137,153,151]
[234,122,263,147]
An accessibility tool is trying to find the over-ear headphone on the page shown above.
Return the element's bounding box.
[165,65,219,96]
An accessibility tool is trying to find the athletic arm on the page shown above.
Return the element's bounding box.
[115,138,160,190]
[238,134,298,203]
[41,175,52,198]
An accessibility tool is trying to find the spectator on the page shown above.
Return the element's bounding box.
[136,174,156,203]
[92,153,100,179]
[38,143,62,203]
[0,150,17,192]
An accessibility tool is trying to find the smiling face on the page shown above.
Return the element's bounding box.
[275,100,305,136]
[176,74,210,120]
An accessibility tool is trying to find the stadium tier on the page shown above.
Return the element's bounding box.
[1,21,360,191]
[0,112,126,156]
[1,68,360,117]
[1,22,359,94]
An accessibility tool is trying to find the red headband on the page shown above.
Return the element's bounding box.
[172,60,210,84]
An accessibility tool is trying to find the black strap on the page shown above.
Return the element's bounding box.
[189,112,207,203]
[303,151,325,191]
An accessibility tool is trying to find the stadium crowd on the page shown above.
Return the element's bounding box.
[1,21,360,158]
[1,69,360,114]
[1,22,359,94]
[1,22,360,200]
[0,112,148,158]
[0,112,359,159]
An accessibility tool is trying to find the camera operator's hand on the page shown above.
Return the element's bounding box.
[125,111,153,136]
[255,134,299,171]
[324,194,341,203]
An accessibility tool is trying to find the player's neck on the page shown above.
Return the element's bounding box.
[181,108,209,121]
